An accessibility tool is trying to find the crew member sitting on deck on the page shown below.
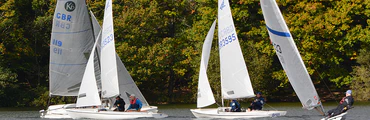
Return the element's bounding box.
[126,94,143,112]
[248,92,265,111]
[113,96,125,112]
[229,99,241,112]
[326,90,354,117]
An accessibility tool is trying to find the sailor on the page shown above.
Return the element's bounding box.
[113,96,125,112]
[326,90,354,117]
[248,92,265,111]
[126,94,143,112]
[229,99,241,112]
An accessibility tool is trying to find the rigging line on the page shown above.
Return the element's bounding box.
[264,103,278,111]
[316,68,339,105]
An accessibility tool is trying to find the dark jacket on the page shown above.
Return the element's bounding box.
[250,96,265,110]
[114,98,125,111]
[230,100,241,112]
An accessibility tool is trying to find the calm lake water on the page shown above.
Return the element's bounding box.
[0,102,369,120]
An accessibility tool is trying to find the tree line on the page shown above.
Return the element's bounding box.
[0,0,369,107]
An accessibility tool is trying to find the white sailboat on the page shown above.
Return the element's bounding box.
[190,0,286,118]
[40,0,95,118]
[65,0,167,119]
[41,0,159,118]
[261,0,349,119]
[260,0,327,117]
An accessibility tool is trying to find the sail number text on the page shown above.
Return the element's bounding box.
[219,33,236,49]
[52,39,63,55]
[55,13,72,30]
[272,42,282,53]
[101,34,114,48]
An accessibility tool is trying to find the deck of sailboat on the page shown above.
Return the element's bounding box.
[190,108,286,119]
[66,108,167,119]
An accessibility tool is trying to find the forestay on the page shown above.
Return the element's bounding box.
[260,0,322,110]
[197,20,217,108]
[100,0,120,98]
[49,0,94,96]
[218,0,254,99]
[76,34,101,107]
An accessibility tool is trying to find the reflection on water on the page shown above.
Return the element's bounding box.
[0,102,369,120]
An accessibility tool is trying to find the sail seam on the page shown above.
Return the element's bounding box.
[52,28,91,34]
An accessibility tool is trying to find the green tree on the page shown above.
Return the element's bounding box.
[351,48,370,101]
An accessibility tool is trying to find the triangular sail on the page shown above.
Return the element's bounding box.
[49,0,94,96]
[76,34,102,107]
[260,0,322,110]
[218,0,254,99]
[100,0,120,98]
[197,20,217,108]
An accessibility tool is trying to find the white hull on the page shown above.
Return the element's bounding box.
[40,104,75,119]
[66,109,167,119]
[321,112,347,120]
[190,108,286,119]
[40,104,158,119]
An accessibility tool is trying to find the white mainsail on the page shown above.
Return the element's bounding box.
[100,0,120,98]
[49,0,94,96]
[76,34,101,107]
[218,0,254,99]
[260,0,322,110]
[197,20,217,108]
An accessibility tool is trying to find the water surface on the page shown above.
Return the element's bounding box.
[1,102,369,120]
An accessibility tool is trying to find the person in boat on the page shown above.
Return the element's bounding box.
[229,99,241,112]
[248,92,265,111]
[126,94,143,112]
[326,90,354,117]
[113,96,126,112]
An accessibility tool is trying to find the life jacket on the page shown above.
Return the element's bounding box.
[130,98,139,108]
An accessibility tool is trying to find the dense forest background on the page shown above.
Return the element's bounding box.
[0,0,369,107]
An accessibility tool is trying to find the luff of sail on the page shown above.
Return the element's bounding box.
[197,20,217,108]
[260,0,322,110]
[49,0,94,96]
[76,33,102,107]
[100,0,120,98]
[218,0,254,99]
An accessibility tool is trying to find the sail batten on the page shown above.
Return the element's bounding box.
[261,0,322,110]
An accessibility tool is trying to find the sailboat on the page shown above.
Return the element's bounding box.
[40,0,159,118]
[40,0,96,118]
[190,0,286,118]
[260,0,327,117]
[261,0,349,119]
[65,0,167,119]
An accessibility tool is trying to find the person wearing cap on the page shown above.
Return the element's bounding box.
[248,92,265,111]
[229,99,241,112]
[113,96,125,112]
[126,94,143,112]
[326,90,354,117]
